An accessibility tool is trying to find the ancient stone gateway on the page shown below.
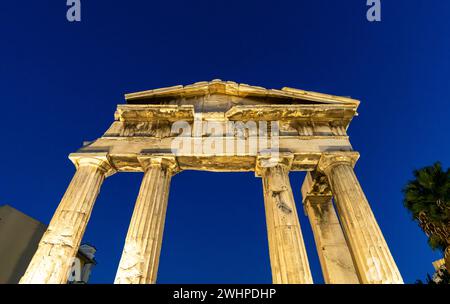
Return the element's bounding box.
[20,80,403,284]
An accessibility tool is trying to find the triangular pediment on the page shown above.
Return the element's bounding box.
[125,79,360,107]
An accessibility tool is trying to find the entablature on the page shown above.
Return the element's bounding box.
[73,81,360,173]
[105,104,353,138]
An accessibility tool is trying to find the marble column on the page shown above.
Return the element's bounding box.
[301,172,359,284]
[20,153,115,284]
[318,152,403,284]
[257,156,313,284]
[114,155,178,284]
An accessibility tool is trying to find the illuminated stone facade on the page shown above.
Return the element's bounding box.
[20,80,403,284]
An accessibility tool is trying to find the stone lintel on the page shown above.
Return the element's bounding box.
[317,151,360,174]
[114,104,195,122]
[226,104,357,122]
[69,152,116,177]
[71,152,334,173]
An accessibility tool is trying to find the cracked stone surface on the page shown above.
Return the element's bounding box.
[114,157,175,284]
[261,162,313,284]
[20,155,113,284]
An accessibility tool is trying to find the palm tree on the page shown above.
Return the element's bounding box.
[403,162,450,271]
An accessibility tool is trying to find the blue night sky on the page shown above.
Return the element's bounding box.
[1,1,449,284]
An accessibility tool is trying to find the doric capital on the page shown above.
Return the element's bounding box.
[301,171,332,204]
[317,151,360,174]
[69,152,116,177]
[138,154,179,174]
[255,153,293,177]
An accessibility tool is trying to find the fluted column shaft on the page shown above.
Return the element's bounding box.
[305,198,360,283]
[20,153,114,284]
[319,153,403,284]
[259,158,313,284]
[301,172,359,284]
[114,156,177,284]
